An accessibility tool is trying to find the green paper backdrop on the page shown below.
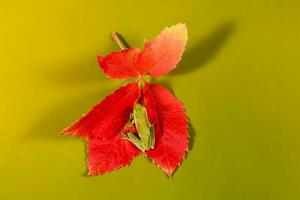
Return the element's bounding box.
[1,0,299,199]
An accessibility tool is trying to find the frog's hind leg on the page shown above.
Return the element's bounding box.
[122,132,145,152]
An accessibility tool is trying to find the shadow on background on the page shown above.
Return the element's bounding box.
[171,22,236,75]
[169,22,236,162]
[36,56,108,86]
[187,121,196,151]
[25,87,114,141]
[25,53,118,141]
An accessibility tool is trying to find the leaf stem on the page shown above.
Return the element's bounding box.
[111,32,129,50]
[137,75,145,88]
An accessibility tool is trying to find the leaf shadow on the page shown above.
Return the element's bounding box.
[187,119,196,151]
[35,56,108,86]
[151,78,174,93]
[24,87,113,141]
[171,22,236,75]
[25,53,119,141]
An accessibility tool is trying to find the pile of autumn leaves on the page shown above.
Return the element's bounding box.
[62,23,189,176]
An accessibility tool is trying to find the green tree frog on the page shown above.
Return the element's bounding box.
[123,103,155,152]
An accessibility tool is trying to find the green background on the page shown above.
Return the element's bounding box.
[1,0,299,199]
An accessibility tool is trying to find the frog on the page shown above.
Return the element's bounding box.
[122,103,155,152]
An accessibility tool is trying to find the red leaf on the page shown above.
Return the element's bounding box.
[142,83,188,176]
[87,134,141,175]
[136,24,188,77]
[98,23,187,79]
[61,83,140,139]
[98,48,141,79]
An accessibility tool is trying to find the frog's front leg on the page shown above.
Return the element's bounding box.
[122,132,146,152]
[149,125,155,149]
